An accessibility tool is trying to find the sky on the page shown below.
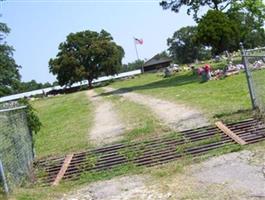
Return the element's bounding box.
[1,0,196,83]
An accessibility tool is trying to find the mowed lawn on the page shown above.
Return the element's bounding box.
[110,71,265,121]
[31,91,93,158]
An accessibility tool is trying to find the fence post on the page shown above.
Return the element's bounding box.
[0,159,9,195]
[240,43,257,109]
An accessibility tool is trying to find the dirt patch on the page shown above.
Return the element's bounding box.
[149,149,265,200]
[60,175,170,200]
[87,90,125,146]
[103,87,209,131]
[191,150,265,198]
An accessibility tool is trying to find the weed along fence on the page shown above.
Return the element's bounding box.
[241,45,265,117]
[0,105,34,193]
[35,118,265,186]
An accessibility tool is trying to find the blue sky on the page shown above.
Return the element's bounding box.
[1,0,196,83]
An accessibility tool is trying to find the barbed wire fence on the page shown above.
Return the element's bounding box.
[0,103,34,194]
[241,44,265,121]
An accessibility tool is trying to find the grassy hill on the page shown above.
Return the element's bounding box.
[110,71,258,122]
[31,70,265,158]
[31,91,93,158]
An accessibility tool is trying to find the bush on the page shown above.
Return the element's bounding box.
[18,98,42,134]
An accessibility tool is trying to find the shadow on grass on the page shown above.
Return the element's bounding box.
[100,72,200,97]
[213,109,254,123]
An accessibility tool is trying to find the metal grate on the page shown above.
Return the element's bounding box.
[35,119,265,186]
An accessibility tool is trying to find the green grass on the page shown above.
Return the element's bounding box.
[110,70,265,122]
[31,90,93,158]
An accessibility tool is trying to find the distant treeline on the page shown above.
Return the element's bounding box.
[1,80,58,97]
[119,59,145,73]
[18,80,58,93]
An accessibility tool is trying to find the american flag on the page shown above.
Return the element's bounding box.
[134,37,143,45]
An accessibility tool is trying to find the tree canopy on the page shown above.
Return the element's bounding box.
[196,10,265,55]
[160,0,265,21]
[167,9,265,62]
[0,22,21,97]
[17,80,53,93]
[196,10,240,55]
[227,10,265,49]
[160,0,231,20]
[49,30,124,88]
[167,26,211,63]
[161,0,265,56]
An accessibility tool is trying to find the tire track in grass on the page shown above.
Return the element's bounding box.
[103,87,209,131]
[87,89,125,146]
[100,90,171,143]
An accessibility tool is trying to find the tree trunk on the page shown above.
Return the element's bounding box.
[213,0,219,10]
[88,79,92,89]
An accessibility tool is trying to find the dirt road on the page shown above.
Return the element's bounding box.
[87,90,125,146]
[103,87,209,131]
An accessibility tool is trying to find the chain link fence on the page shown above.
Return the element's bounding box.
[241,45,265,120]
[0,103,34,193]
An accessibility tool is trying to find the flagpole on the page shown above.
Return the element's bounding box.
[133,37,144,73]
[134,37,140,60]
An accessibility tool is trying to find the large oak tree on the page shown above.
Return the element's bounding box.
[49,30,124,88]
